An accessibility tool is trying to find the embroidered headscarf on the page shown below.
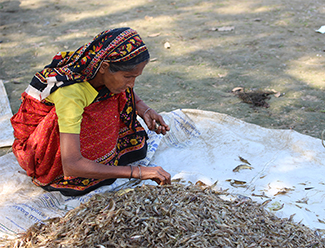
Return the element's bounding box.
[26,27,150,101]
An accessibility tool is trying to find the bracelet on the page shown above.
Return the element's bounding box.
[138,165,142,180]
[143,107,151,116]
[135,99,143,105]
[129,165,133,180]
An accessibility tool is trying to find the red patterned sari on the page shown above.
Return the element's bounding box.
[11,88,147,196]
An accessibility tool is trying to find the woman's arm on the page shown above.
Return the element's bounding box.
[134,92,170,135]
[60,132,171,185]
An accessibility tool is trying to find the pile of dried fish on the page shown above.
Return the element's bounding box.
[4,183,325,247]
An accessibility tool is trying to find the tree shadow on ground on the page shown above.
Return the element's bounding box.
[1,0,324,138]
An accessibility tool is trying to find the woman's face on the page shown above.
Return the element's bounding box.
[99,61,147,94]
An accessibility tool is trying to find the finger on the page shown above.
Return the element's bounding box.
[157,116,168,127]
[152,178,160,185]
[158,126,166,135]
[156,125,163,134]
[153,171,166,185]
[146,117,155,130]
[162,126,169,135]
[153,121,164,134]
[158,169,171,184]
[164,172,171,184]
[158,121,170,133]
[152,119,158,131]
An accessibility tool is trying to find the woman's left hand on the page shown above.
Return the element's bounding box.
[143,108,170,135]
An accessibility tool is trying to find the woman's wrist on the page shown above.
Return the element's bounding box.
[143,107,152,116]
[130,165,142,180]
[129,165,133,180]
[136,102,151,118]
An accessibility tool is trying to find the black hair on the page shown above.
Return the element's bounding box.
[108,63,138,73]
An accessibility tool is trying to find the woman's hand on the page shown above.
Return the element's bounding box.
[134,92,170,135]
[136,165,171,185]
[143,108,170,135]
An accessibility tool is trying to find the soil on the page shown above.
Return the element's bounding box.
[1,0,325,142]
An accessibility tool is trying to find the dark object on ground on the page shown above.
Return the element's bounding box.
[232,88,275,108]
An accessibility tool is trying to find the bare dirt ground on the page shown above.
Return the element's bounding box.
[1,0,325,141]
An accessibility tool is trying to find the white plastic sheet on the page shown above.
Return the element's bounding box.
[157,109,325,230]
[0,109,325,238]
[0,80,14,147]
[316,26,325,34]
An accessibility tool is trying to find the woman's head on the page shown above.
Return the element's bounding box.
[93,60,148,94]
[28,27,150,100]
[81,27,150,79]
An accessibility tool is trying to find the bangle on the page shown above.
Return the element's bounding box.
[138,165,142,180]
[143,107,151,116]
[135,99,143,105]
[129,165,133,180]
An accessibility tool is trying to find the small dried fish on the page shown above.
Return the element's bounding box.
[318,219,325,224]
[226,179,247,188]
[233,164,254,172]
[239,156,251,165]
[274,187,294,196]
[261,199,272,207]
[252,192,269,198]
[115,188,134,196]
[195,180,208,188]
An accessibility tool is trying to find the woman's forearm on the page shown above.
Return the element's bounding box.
[60,132,139,179]
[63,156,139,179]
[60,133,171,184]
[134,92,150,118]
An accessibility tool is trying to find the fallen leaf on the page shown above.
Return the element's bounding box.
[148,33,161,38]
[269,202,284,211]
[145,16,153,21]
[217,26,235,32]
[232,87,244,93]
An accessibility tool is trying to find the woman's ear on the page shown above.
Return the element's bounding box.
[99,61,110,74]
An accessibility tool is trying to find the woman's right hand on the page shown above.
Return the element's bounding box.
[136,165,171,185]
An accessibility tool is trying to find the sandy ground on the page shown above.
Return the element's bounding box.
[1,0,325,142]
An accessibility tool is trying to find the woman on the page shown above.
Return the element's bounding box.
[10,27,171,196]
